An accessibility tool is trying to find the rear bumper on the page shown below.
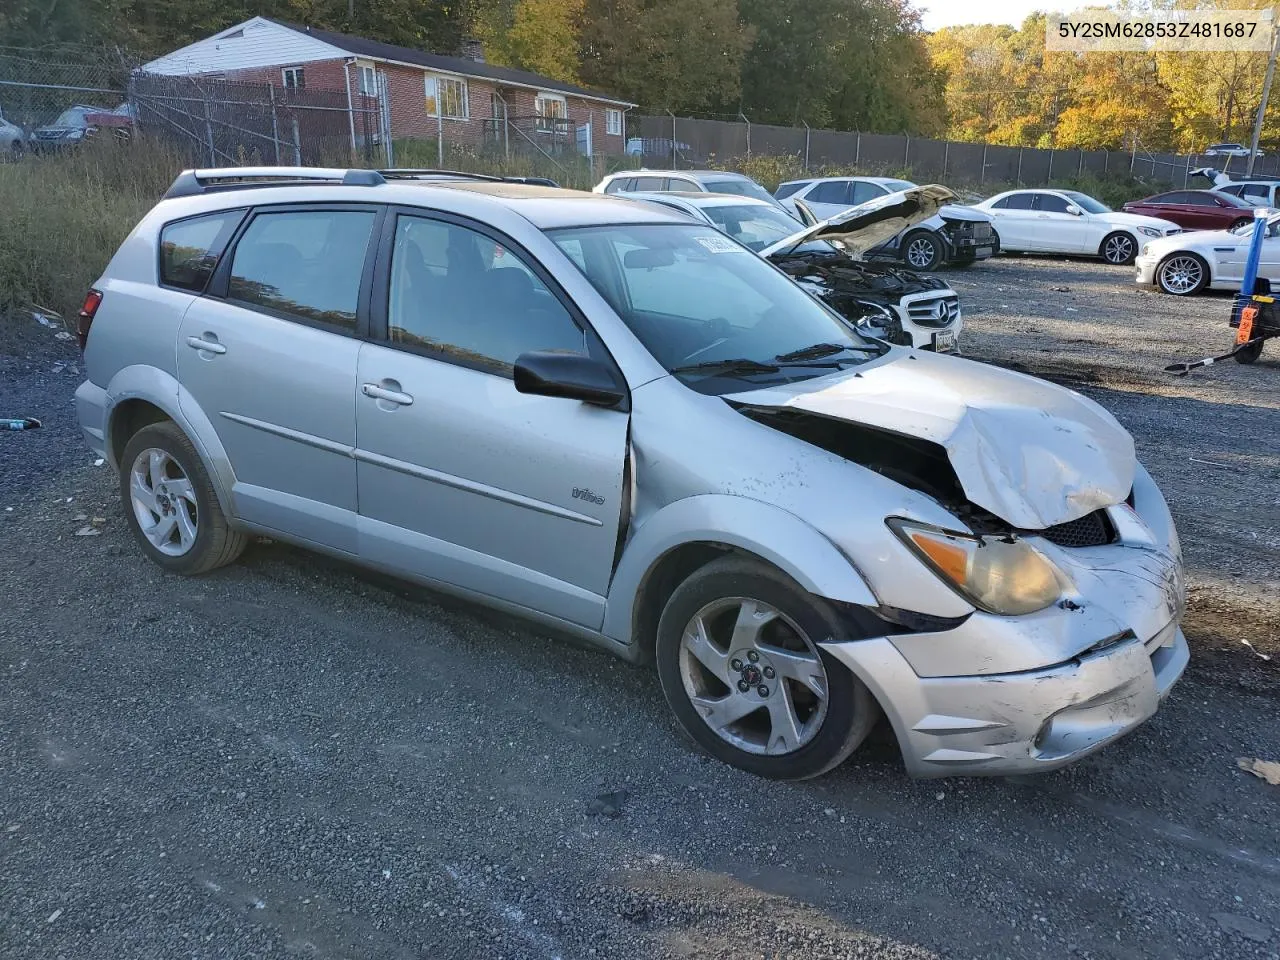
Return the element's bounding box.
[74,379,109,461]
[822,623,1188,778]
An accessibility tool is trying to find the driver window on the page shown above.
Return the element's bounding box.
[1035,194,1070,213]
[387,215,585,374]
[849,181,885,205]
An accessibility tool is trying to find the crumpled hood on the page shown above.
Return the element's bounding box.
[763,184,955,258]
[726,350,1136,529]
[937,204,993,224]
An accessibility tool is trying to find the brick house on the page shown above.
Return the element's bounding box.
[141,17,634,157]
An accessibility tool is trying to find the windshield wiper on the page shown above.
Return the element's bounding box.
[775,341,881,361]
[670,358,782,376]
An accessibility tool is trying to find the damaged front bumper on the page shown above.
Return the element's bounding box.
[822,621,1187,777]
[820,467,1188,778]
[1134,253,1159,286]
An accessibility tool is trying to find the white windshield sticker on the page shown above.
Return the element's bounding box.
[694,235,746,254]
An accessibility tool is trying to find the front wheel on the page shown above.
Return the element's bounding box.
[1100,231,1138,265]
[1156,252,1209,295]
[655,556,879,780]
[901,231,944,271]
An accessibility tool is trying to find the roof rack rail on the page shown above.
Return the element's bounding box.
[163,166,386,199]
[378,168,503,182]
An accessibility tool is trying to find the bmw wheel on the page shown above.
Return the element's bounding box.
[1100,231,1138,265]
[655,556,879,780]
[901,231,944,271]
[1156,253,1209,296]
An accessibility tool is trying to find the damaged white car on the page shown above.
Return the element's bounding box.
[622,187,964,352]
[75,168,1188,781]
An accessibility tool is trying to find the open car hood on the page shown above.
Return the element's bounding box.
[938,204,993,224]
[726,350,1136,529]
[762,184,956,258]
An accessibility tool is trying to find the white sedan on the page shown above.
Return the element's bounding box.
[974,189,1180,265]
[1136,213,1280,295]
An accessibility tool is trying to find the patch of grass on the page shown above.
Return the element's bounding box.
[0,139,184,319]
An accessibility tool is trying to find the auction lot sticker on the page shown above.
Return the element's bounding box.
[1047,10,1274,52]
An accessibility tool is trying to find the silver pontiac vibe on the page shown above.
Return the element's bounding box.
[75,169,1188,780]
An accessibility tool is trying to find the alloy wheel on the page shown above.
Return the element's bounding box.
[906,236,937,269]
[678,597,829,756]
[1103,234,1136,264]
[1159,255,1204,294]
[129,448,198,556]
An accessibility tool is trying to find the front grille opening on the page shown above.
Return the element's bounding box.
[1040,509,1116,548]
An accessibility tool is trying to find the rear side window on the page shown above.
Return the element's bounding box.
[159,211,242,292]
[227,209,376,332]
[1003,193,1036,210]
[807,181,851,204]
[603,177,633,194]
[632,176,669,191]
[849,181,886,205]
[775,182,808,200]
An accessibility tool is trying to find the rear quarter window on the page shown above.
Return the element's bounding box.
[775,182,808,200]
[159,210,244,292]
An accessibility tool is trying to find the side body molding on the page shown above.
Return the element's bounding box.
[602,493,878,645]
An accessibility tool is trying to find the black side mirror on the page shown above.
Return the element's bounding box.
[513,351,626,408]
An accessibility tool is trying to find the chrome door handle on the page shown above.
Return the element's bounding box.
[186,335,226,354]
[361,382,414,406]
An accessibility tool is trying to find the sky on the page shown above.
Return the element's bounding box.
[917,0,1091,31]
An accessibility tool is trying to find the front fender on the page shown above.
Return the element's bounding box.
[104,365,236,518]
[601,494,878,645]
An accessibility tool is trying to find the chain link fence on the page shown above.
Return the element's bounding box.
[629,113,1280,189]
[1,45,389,166]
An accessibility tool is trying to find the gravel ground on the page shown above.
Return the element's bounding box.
[2,258,1278,960]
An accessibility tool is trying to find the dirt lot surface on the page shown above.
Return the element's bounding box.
[2,257,1277,960]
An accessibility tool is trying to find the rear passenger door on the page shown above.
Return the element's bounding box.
[986,192,1038,250]
[353,210,629,628]
[177,204,382,554]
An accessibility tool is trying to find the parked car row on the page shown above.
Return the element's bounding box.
[0,102,136,157]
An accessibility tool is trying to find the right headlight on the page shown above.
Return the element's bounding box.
[888,519,1065,616]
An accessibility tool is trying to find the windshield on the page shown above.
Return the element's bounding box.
[698,203,807,252]
[548,223,877,392]
[1214,191,1255,208]
[1063,191,1110,214]
[54,107,92,127]
[703,178,777,204]
[1231,215,1280,237]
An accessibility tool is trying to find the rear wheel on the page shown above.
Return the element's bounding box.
[1156,252,1209,295]
[119,421,247,574]
[1230,218,1252,231]
[655,556,878,780]
[1234,338,1265,363]
[1100,231,1138,265]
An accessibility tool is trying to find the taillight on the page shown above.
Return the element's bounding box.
[77,289,103,350]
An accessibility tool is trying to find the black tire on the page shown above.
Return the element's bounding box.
[900,231,944,271]
[119,421,247,574]
[1234,339,1265,363]
[1100,231,1138,265]
[991,231,1001,256]
[1155,252,1210,296]
[655,555,879,780]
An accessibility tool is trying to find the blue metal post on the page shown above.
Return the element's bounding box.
[1239,207,1269,297]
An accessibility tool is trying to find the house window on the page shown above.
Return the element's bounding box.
[535,93,567,133]
[605,108,623,137]
[358,64,377,97]
[425,74,469,119]
[282,66,305,91]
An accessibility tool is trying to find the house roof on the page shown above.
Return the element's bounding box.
[270,20,636,107]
